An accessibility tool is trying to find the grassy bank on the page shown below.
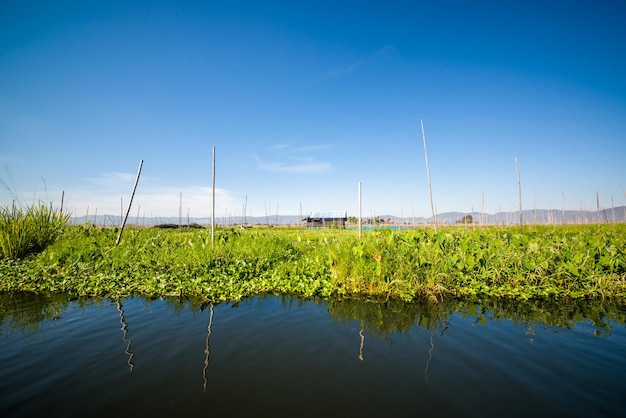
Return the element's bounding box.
[1,224,625,302]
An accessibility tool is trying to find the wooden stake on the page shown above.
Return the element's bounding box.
[241,203,245,225]
[481,191,485,226]
[211,147,215,245]
[358,182,362,240]
[116,159,143,245]
[596,191,600,223]
[421,119,437,231]
[515,157,522,231]
[612,196,615,225]
[533,191,537,225]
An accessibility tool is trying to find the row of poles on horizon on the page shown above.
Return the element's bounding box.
[113,123,429,245]
[80,122,624,244]
[115,147,216,245]
[115,121,433,243]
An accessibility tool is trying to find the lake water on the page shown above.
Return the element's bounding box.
[1,292,624,418]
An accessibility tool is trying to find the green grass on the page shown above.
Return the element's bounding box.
[0,202,69,260]
[0,223,625,303]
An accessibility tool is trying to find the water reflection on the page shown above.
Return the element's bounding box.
[320,296,626,337]
[116,301,135,372]
[0,292,70,335]
[2,292,624,340]
[358,329,364,361]
[1,292,625,418]
[202,304,214,391]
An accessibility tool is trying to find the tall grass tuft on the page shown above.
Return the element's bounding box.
[0,202,70,259]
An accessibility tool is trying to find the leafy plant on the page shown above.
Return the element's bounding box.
[0,224,624,303]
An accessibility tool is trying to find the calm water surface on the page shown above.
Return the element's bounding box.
[1,292,624,418]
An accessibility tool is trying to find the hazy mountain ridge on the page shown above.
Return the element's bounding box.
[70,206,626,226]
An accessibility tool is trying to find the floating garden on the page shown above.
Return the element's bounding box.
[1,202,625,303]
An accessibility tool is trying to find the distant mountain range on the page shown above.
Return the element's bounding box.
[70,206,626,227]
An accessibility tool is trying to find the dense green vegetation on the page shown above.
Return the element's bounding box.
[0,202,69,260]
[1,222,624,303]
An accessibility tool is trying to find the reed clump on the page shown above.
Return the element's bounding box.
[0,202,69,260]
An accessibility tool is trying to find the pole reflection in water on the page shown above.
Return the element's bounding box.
[358,329,365,361]
[116,301,135,372]
[425,330,434,384]
[0,294,625,417]
[202,304,214,392]
[424,320,448,384]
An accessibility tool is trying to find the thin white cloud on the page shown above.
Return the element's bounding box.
[271,142,332,152]
[41,171,239,218]
[256,158,331,173]
[255,141,333,174]
[291,144,333,152]
[86,172,137,187]
[320,45,395,80]
[63,185,236,219]
[271,141,294,150]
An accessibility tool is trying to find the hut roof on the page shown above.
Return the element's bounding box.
[306,211,347,220]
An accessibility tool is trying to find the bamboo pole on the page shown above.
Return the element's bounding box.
[179,192,182,228]
[116,159,143,245]
[596,191,601,224]
[612,196,615,225]
[421,119,436,231]
[515,157,522,231]
[358,182,362,240]
[533,191,537,225]
[211,147,215,245]
[481,191,485,226]
[241,203,245,225]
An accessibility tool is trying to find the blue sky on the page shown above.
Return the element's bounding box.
[1,0,625,220]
